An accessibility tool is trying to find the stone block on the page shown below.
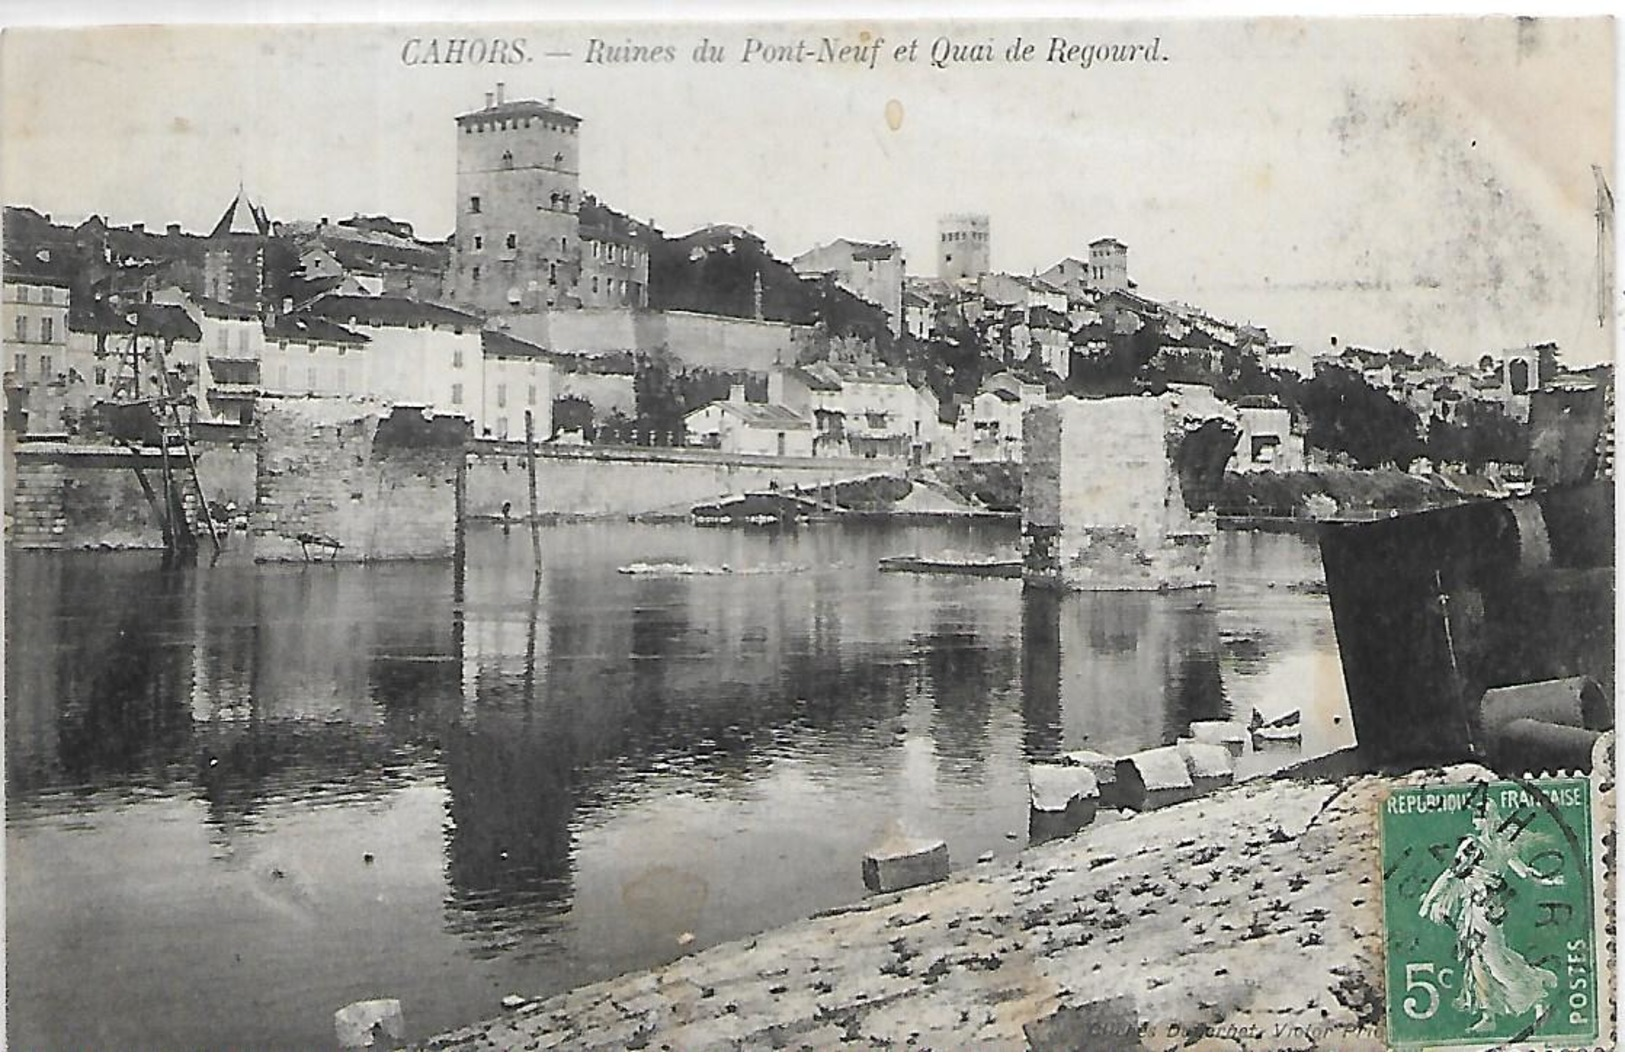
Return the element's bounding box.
[1176,739,1236,796]
[1188,720,1249,754]
[1060,749,1120,807]
[1115,746,1195,812]
[1028,763,1100,843]
[862,838,949,894]
[334,998,405,1050]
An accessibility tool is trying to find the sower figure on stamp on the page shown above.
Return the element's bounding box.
[1418,798,1561,1032]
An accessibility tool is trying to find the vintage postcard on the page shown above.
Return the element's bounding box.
[1,11,1615,1052]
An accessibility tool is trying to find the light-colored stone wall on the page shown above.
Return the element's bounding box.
[496,308,807,373]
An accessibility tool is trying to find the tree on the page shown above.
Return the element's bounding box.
[1299,365,1423,468]
[1426,402,1528,471]
[632,351,685,438]
[551,395,593,435]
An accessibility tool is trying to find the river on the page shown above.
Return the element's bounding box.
[5,522,1351,1050]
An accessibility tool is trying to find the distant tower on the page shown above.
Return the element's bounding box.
[937,214,990,284]
[204,187,272,308]
[447,83,583,314]
[1088,238,1129,291]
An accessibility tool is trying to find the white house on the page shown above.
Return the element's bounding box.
[684,383,814,457]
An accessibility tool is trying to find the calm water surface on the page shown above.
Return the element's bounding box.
[6,523,1351,1050]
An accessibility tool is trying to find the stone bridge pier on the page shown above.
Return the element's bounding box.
[1021,386,1238,591]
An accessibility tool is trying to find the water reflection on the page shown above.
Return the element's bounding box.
[6,524,1349,1051]
[1020,589,1229,759]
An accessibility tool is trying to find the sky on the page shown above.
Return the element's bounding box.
[0,14,1615,365]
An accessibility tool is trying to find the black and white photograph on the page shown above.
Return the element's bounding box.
[0,10,1615,1051]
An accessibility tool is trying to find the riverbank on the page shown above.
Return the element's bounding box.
[424,763,1484,1052]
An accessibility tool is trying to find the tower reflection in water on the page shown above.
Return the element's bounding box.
[1020,586,1229,760]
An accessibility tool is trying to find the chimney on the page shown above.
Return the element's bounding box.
[282,296,293,314]
[319,216,329,229]
[166,223,181,236]
[730,383,747,404]
[484,91,494,109]
[495,82,506,105]
[131,222,144,234]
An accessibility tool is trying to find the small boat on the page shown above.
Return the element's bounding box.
[878,554,1022,577]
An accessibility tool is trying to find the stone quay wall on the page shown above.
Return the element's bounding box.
[466,442,901,519]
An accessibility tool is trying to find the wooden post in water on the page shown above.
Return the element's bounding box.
[524,409,542,564]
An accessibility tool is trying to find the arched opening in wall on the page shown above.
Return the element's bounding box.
[501,150,514,169]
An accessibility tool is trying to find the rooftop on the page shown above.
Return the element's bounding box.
[456,97,581,126]
[264,313,369,345]
[72,301,202,342]
[692,399,813,430]
[306,294,483,330]
[210,191,271,238]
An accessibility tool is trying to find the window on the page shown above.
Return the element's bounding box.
[14,316,26,342]
[560,237,567,253]
[501,150,514,169]
[497,384,507,407]
[591,276,599,294]
[452,349,464,368]
[548,262,557,286]
[94,367,106,385]
[554,151,564,165]
[471,265,481,282]
[473,235,483,250]
[505,233,517,250]
[12,353,24,376]
[38,355,50,376]
[469,195,482,214]
[41,317,53,343]
[239,329,250,354]
[218,328,229,352]
[451,383,464,405]
[497,416,509,437]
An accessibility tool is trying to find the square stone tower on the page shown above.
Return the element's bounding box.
[937,213,990,284]
[446,85,584,313]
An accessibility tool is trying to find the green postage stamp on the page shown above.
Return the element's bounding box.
[1381,776,1606,1049]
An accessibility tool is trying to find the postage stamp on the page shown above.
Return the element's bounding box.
[1381,776,1603,1049]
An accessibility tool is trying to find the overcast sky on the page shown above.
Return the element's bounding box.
[0,15,1615,364]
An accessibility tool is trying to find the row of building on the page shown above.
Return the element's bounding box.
[1,82,1579,480]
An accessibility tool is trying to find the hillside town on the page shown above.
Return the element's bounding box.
[5,32,1617,1054]
[3,84,1610,502]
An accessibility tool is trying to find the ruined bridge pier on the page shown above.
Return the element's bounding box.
[1021,387,1239,591]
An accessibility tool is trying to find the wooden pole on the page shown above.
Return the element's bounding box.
[525,409,542,564]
